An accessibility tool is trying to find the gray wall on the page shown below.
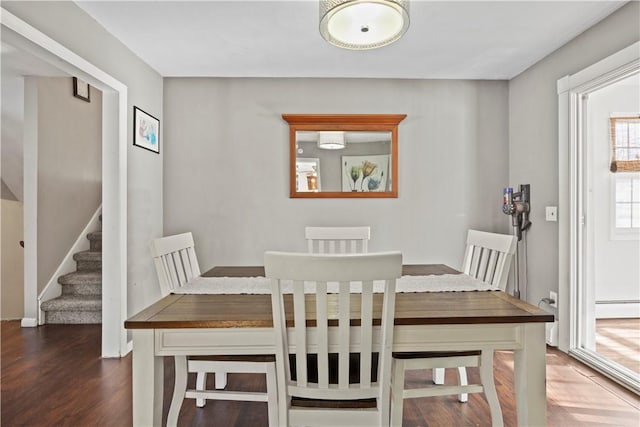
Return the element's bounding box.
[37,77,101,292]
[509,1,640,306]
[1,199,24,320]
[1,180,18,201]
[4,1,165,315]
[1,66,24,202]
[163,78,510,272]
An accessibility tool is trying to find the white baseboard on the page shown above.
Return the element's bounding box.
[21,317,37,327]
[595,301,640,319]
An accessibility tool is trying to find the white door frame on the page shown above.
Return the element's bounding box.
[1,9,128,357]
[557,41,639,391]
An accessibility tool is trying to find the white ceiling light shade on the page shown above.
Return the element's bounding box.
[319,0,410,50]
[317,131,346,149]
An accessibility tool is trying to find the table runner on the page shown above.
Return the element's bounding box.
[173,273,496,294]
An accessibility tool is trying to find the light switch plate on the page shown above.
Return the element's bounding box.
[546,206,558,222]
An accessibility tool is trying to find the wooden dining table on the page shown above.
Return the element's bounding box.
[125,264,553,426]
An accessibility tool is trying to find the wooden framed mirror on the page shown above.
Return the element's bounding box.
[283,114,406,198]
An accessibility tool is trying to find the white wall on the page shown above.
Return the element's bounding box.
[588,77,640,317]
[163,78,510,272]
[4,1,165,316]
[509,1,640,308]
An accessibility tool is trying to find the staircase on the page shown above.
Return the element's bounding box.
[41,229,102,324]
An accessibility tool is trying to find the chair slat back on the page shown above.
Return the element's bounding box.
[150,232,201,296]
[462,229,516,290]
[265,251,401,408]
[305,226,370,254]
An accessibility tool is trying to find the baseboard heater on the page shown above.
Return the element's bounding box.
[595,300,640,319]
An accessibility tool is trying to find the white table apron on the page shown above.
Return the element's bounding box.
[133,324,546,427]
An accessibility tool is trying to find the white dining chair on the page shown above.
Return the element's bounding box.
[390,229,517,427]
[265,251,402,427]
[151,232,278,427]
[305,226,370,254]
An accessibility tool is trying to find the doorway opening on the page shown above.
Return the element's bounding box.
[1,9,128,357]
[558,41,640,393]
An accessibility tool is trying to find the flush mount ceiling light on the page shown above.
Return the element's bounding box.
[319,0,410,50]
[318,131,346,149]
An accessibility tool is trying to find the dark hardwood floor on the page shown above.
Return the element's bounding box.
[2,321,639,426]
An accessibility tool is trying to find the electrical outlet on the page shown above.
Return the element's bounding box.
[549,291,558,308]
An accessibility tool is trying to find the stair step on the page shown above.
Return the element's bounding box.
[73,250,102,271]
[87,231,102,251]
[87,230,102,240]
[58,271,101,285]
[74,251,101,261]
[61,283,101,296]
[45,310,101,324]
[41,295,101,324]
[41,295,101,311]
[58,271,101,296]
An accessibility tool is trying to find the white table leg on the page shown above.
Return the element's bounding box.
[215,371,228,389]
[433,367,445,384]
[132,330,163,426]
[196,371,207,407]
[514,323,546,427]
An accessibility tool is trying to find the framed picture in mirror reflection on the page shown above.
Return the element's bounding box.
[342,155,389,192]
[296,158,321,192]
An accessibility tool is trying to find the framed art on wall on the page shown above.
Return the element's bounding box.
[73,77,90,102]
[133,106,160,154]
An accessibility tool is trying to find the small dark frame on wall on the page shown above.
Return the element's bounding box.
[72,77,90,102]
[133,106,160,154]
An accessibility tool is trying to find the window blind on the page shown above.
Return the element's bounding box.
[610,116,640,172]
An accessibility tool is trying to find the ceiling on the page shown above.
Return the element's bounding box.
[75,0,627,80]
[1,40,68,124]
[0,0,630,201]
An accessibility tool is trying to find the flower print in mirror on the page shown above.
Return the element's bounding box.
[342,155,389,192]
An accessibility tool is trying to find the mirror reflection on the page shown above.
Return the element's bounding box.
[295,131,392,193]
[283,114,406,198]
